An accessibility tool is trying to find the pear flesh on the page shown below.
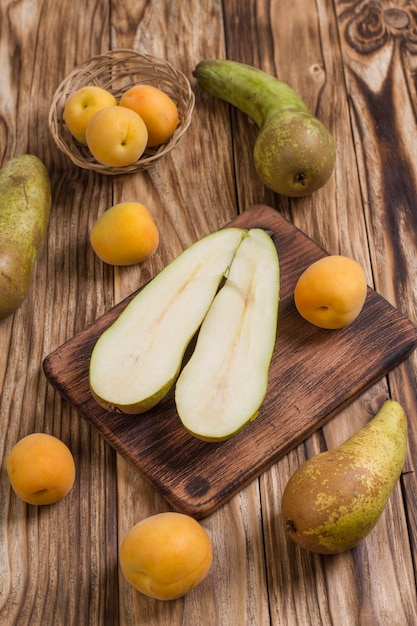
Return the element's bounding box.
[175,228,280,441]
[89,228,246,414]
[281,400,408,554]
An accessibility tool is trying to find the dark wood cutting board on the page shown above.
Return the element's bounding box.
[43,204,417,518]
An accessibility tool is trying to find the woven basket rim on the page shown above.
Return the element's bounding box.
[49,49,195,174]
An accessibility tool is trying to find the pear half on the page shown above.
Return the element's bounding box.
[175,228,279,440]
[89,228,246,413]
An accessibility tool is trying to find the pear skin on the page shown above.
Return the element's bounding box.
[281,400,408,554]
[0,155,51,320]
[194,59,335,197]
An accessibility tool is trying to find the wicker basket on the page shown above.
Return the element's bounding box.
[49,49,195,174]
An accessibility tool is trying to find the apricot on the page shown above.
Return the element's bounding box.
[6,433,76,505]
[294,255,367,329]
[85,106,148,167]
[90,201,159,266]
[119,512,213,600]
[63,85,117,145]
[119,84,179,147]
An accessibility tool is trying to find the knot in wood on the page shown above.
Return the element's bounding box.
[344,2,417,54]
[309,63,325,84]
[345,2,388,54]
[384,8,410,30]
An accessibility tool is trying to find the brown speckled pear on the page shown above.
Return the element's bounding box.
[281,400,407,554]
[194,59,335,197]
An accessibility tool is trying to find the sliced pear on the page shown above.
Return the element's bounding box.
[175,228,279,440]
[89,228,247,413]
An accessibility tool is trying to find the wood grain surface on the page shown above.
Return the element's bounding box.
[43,204,417,518]
[1,1,417,625]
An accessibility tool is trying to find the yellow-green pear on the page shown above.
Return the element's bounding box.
[281,400,408,554]
[89,228,247,414]
[0,155,52,320]
[194,59,335,197]
[175,228,279,440]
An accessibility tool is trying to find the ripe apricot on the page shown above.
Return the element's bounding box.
[119,84,179,147]
[6,433,76,505]
[294,255,367,329]
[90,201,159,266]
[63,86,117,144]
[119,512,213,600]
[85,106,148,167]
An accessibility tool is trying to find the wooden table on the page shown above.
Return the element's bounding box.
[1,1,417,624]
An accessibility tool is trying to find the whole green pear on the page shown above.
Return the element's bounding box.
[281,400,407,554]
[0,154,51,320]
[194,59,335,197]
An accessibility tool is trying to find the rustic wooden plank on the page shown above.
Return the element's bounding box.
[221,0,369,264]
[107,2,257,625]
[334,0,417,587]
[105,0,269,626]
[0,1,121,625]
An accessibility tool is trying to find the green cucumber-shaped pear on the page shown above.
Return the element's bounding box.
[281,400,408,554]
[194,59,336,197]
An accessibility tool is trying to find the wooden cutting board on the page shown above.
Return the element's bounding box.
[43,204,417,519]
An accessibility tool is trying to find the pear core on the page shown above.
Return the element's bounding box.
[175,228,279,440]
